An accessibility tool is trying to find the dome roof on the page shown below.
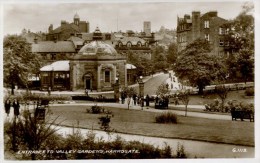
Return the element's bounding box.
[78,41,118,56]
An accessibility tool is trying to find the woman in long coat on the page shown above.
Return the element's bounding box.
[13,99,20,117]
[4,99,11,116]
[145,94,150,106]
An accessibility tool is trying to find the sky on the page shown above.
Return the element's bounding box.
[2,0,251,35]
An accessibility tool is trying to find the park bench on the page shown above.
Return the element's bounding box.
[40,99,49,107]
[231,110,254,122]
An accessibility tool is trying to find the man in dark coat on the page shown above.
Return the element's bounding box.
[4,99,11,117]
[145,94,150,106]
[133,94,137,105]
[13,99,20,118]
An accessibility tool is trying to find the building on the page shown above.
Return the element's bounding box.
[177,11,228,56]
[40,61,70,90]
[39,40,130,91]
[46,13,90,41]
[143,21,151,36]
[21,29,46,43]
[31,39,77,64]
[40,28,136,91]
[115,36,151,59]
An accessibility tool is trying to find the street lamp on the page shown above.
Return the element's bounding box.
[114,77,120,103]
[138,76,144,98]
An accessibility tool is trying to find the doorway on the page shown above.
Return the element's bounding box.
[85,77,91,90]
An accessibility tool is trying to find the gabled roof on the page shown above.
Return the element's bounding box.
[40,60,70,71]
[50,23,80,34]
[32,41,76,53]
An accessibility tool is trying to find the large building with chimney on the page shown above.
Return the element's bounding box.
[46,13,89,41]
[177,11,228,56]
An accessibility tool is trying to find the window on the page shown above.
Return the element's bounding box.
[225,28,229,34]
[105,70,110,82]
[137,41,142,47]
[204,20,209,28]
[126,42,132,47]
[205,34,209,41]
[219,40,224,46]
[219,28,224,35]
[118,42,122,47]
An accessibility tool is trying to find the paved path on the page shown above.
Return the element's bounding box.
[49,102,232,121]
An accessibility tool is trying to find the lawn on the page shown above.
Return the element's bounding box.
[48,105,254,147]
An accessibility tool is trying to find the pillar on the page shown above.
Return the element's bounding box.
[97,64,102,91]
[114,80,120,103]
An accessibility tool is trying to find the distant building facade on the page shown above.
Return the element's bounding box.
[143,21,151,36]
[46,13,90,41]
[177,11,228,56]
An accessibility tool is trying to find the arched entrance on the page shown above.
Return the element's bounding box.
[85,76,92,90]
[84,73,93,90]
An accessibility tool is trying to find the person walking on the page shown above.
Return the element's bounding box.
[13,99,20,118]
[85,88,89,97]
[4,99,11,117]
[140,96,144,110]
[48,86,51,96]
[121,92,125,104]
[133,94,137,105]
[145,94,150,106]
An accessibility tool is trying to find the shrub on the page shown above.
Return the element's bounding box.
[91,105,104,114]
[155,112,178,124]
[5,122,192,159]
[245,87,254,96]
[176,142,187,158]
[98,114,113,131]
[72,95,116,102]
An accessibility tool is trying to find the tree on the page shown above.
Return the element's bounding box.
[167,42,178,64]
[223,2,254,82]
[156,84,170,97]
[127,51,154,76]
[174,39,225,95]
[215,84,229,112]
[153,53,169,72]
[237,49,254,83]
[4,35,42,94]
[177,89,190,117]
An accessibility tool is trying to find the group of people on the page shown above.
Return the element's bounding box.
[120,93,151,108]
[155,95,170,109]
[4,98,20,118]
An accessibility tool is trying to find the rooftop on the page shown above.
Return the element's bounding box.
[40,60,70,71]
[32,41,76,53]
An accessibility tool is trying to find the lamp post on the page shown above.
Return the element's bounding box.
[138,76,144,110]
[138,76,144,98]
[114,77,120,103]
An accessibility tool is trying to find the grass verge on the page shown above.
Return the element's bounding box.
[49,105,254,146]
